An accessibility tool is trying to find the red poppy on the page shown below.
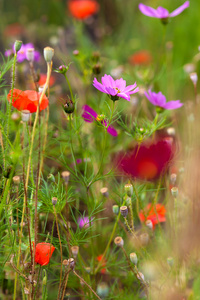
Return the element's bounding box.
[139,203,166,229]
[7,89,49,113]
[97,255,106,274]
[38,73,55,87]
[34,242,55,266]
[4,23,25,37]
[129,50,152,66]
[117,138,174,181]
[68,0,99,19]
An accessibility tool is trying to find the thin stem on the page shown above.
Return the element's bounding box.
[64,74,74,103]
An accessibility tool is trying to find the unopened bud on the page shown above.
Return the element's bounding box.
[71,246,79,258]
[63,259,68,266]
[58,64,68,74]
[21,110,31,122]
[125,197,131,206]
[120,206,128,218]
[42,275,47,285]
[96,282,109,298]
[73,49,79,56]
[124,183,133,196]
[68,258,75,270]
[170,173,177,185]
[44,47,54,63]
[137,272,145,282]
[61,171,70,184]
[130,252,138,265]
[171,187,178,197]
[112,205,119,215]
[91,51,100,62]
[100,187,109,197]
[47,173,55,183]
[52,197,57,206]
[14,40,22,53]
[26,48,35,62]
[63,99,75,114]
[114,236,124,247]
[85,267,91,273]
[140,233,149,246]
[146,220,153,230]
[190,72,198,86]
[13,175,20,185]
[92,63,102,75]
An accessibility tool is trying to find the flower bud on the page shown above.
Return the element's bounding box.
[171,187,178,197]
[52,197,57,206]
[26,48,35,62]
[190,72,198,86]
[63,99,75,114]
[146,220,153,230]
[170,173,177,185]
[73,49,79,56]
[21,110,31,122]
[114,236,124,247]
[13,175,20,185]
[68,258,75,270]
[14,40,22,53]
[47,173,55,183]
[42,274,47,285]
[120,206,128,218]
[124,183,133,196]
[85,267,91,273]
[125,197,131,206]
[92,63,102,75]
[63,259,68,266]
[61,171,70,184]
[71,246,79,258]
[58,64,68,74]
[130,252,137,265]
[43,47,54,63]
[112,205,119,215]
[100,187,109,197]
[137,272,145,281]
[96,282,109,298]
[91,51,100,62]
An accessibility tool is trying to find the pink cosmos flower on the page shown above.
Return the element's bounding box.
[78,216,92,228]
[145,90,183,110]
[93,74,139,101]
[82,105,118,136]
[139,1,189,20]
[5,42,40,63]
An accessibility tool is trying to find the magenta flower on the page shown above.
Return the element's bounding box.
[139,1,189,20]
[78,216,92,228]
[93,74,139,101]
[144,90,183,110]
[5,43,40,63]
[82,105,118,136]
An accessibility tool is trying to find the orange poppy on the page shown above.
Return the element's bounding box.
[139,203,166,229]
[38,73,55,87]
[97,255,106,274]
[68,0,99,19]
[7,89,49,113]
[34,242,55,266]
[129,50,152,66]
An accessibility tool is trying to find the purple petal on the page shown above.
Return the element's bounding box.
[170,1,189,17]
[93,78,107,93]
[101,74,115,88]
[117,92,130,101]
[5,49,13,56]
[82,105,97,122]
[156,6,169,18]
[155,92,166,106]
[138,3,161,18]
[144,90,157,106]
[107,125,118,136]
[163,100,183,110]
[123,82,137,93]
[127,87,140,95]
[105,86,118,96]
[115,78,126,90]
[34,51,41,62]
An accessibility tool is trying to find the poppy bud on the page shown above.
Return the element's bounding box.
[124,183,133,197]
[100,187,109,197]
[146,220,153,230]
[61,171,70,184]
[130,252,138,265]
[92,63,102,75]
[13,175,20,185]
[120,206,128,218]
[112,205,119,215]
[63,259,68,266]
[21,110,31,122]
[47,173,55,183]
[42,274,47,285]
[26,48,35,62]
[14,40,22,53]
[96,282,109,298]
[44,47,54,63]
[71,246,79,258]
[52,197,57,206]
[114,236,124,247]
[68,258,75,270]
[171,187,178,197]
[63,99,75,114]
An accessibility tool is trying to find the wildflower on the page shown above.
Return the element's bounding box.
[144,90,183,110]
[7,89,49,113]
[129,50,152,66]
[82,105,118,136]
[93,74,139,101]
[68,0,99,20]
[3,23,25,37]
[97,255,107,274]
[97,282,109,298]
[35,242,55,266]
[38,73,55,88]
[139,1,189,23]
[117,138,174,181]
[5,42,40,62]
[139,203,166,229]
[78,216,92,228]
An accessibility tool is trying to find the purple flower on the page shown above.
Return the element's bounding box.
[5,43,40,63]
[139,1,189,20]
[93,74,139,101]
[82,105,118,136]
[78,216,92,228]
[144,90,183,110]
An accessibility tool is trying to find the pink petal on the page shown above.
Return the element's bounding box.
[101,74,115,88]
[93,78,107,93]
[170,1,189,17]
[163,100,183,110]
[138,3,161,18]
[82,105,97,122]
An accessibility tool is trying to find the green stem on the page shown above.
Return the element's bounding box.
[64,74,74,103]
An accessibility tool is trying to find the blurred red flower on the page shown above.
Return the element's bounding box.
[129,50,152,66]
[4,23,25,37]
[139,203,166,229]
[7,89,49,113]
[38,73,55,87]
[117,138,174,181]
[97,255,106,274]
[34,242,55,266]
[68,0,99,19]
